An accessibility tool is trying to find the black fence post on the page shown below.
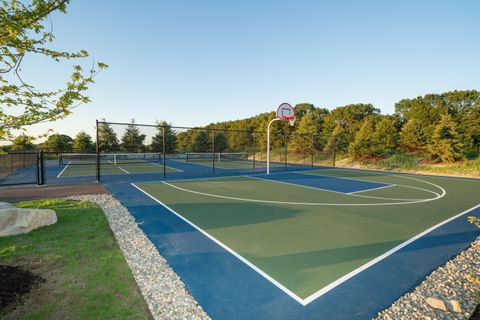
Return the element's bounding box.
[252,133,256,169]
[96,120,100,182]
[162,126,166,178]
[332,135,336,167]
[36,151,41,185]
[211,129,215,175]
[311,135,314,168]
[40,150,45,185]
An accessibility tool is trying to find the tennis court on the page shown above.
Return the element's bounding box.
[57,152,181,178]
[130,168,480,307]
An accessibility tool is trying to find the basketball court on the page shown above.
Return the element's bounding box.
[4,104,479,319]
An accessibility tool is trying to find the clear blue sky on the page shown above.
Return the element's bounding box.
[19,0,480,139]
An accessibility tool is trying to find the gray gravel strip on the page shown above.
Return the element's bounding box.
[68,194,210,320]
[375,237,480,320]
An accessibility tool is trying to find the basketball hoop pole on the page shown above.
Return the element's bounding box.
[267,117,281,175]
[268,103,295,175]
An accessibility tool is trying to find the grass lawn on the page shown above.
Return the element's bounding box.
[0,199,151,319]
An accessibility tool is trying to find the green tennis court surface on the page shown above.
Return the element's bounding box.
[134,169,480,301]
[58,162,180,177]
[178,159,285,169]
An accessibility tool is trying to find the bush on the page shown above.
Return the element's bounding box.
[378,153,418,170]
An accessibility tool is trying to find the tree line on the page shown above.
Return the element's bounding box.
[4,90,479,163]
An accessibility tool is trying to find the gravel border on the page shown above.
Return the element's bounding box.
[375,237,480,320]
[68,194,210,320]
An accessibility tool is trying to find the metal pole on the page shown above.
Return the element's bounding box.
[311,134,314,168]
[96,120,100,182]
[252,133,256,169]
[211,130,215,175]
[284,134,287,170]
[332,135,336,167]
[162,126,166,178]
[40,150,45,185]
[267,118,280,175]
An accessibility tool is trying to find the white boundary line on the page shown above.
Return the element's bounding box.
[131,181,480,306]
[131,183,306,305]
[302,203,480,304]
[247,175,421,202]
[164,177,444,206]
[118,167,130,174]
[56,160,71,178]
[348,184,396,194]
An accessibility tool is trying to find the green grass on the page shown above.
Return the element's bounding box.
[0,199,150,319]
[341,154,480,178]
[136,171,480,299]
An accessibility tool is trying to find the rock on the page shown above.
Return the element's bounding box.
[0,202,13,210]
[449,300,462,313]
[0,207,57,237]
[426,297,447,311]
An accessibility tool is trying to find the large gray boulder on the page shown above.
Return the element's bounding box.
[0,202,57,237]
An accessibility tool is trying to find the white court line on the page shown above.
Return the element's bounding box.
[132,181,479,306]
[161,180,444,206]
[303,203,480,304]
[118,167,130,174]
[131,183,306,305]
[348,184,396,194]
[246,175,426,202]
[56,160,71,178]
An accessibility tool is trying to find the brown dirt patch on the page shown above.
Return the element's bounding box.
[0,265,45,309]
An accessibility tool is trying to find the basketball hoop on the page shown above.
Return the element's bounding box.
[267,103,296,174]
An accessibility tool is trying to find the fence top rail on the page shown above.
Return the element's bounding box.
[97,120,329,138]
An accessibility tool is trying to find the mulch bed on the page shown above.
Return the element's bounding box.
[0,265,45,309]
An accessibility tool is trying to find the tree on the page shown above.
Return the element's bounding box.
[0,0,107,140]
[427,114,465,163]
[98,121,119,152]
[121,120,146,152]
[373,116,399,154]
[214,132,228,152]
[290,112,318,153]
[399,119,427,152]
[11,134,35,150]
[42,133,73,151]
[348,116,379,160]
[322,103,380,153]
[151,121,177,153]
[73,131,93,152]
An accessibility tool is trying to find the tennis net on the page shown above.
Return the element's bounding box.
[185,152,248,162]
[59,153,162,166]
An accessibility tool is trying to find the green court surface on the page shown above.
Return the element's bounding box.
[181,159,284,169]
[58,162,180,177]
[134,169,480,300]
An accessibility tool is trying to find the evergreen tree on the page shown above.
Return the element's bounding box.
[73,131,94,152]
[290,112,318,153]
[214,132,228,152]
[42,134,73,152]
[399,119,427,152]
[98,120,119,152]
[121,120,146,152]
[428,114,465,162]
[373,116,399,154]
[151,121,177,153]
[11,134,35,151]
[348,116,379,160]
